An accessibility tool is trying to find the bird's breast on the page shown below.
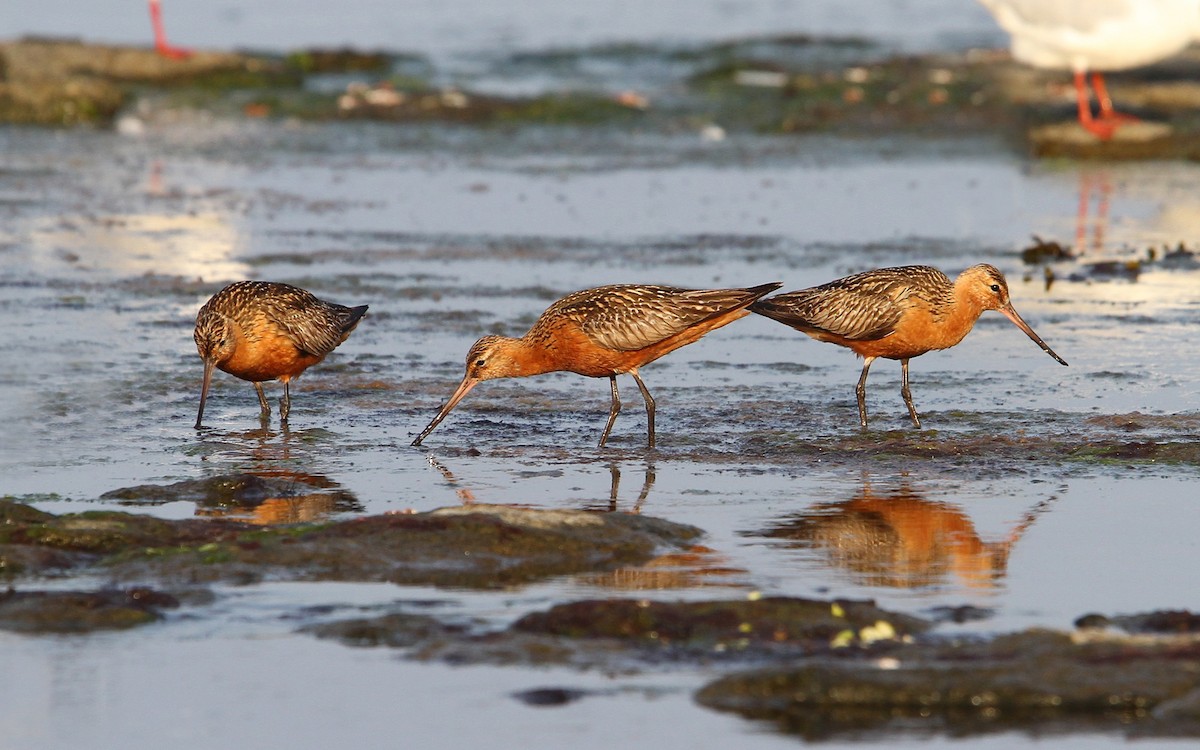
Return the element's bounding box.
[218,332,322,382]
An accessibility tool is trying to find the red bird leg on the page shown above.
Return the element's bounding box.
[149,0,193,59]
[1072,70,1113,139]
[1091,72,1138,125]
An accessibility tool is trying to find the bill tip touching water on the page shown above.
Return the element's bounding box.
[411,281,782,449]
[193,280,368,430]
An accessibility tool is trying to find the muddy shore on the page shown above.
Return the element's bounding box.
[6,28,1200,749]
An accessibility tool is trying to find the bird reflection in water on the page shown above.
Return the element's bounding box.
[419,457,738,588]
[1075,170,1114,256]
[424,455,480,505]
[589,462,656,514]
[762,480,1058,591]
[187,471,362,525]
[580,461,749,590]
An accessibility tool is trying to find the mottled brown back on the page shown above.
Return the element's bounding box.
[200,281,368,356]
[752,266,954,342]
[540,282,781,351]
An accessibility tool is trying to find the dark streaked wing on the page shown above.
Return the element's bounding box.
[753,266,952,341]
[270,300,363,357]
[549,284,774,352]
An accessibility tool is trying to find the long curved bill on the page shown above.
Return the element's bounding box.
[195,358,215,429]
[999,304,1069,367]
[412,376,479,446]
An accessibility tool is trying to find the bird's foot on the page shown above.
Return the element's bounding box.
[155,42,193,60]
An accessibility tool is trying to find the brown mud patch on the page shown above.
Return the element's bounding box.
[0,497,701,588]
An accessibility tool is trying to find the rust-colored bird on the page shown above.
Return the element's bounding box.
[751,264,1067,429]
[193,281,368,429]
[412,282,782,448]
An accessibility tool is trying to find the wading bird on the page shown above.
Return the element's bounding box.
[751,264,1067,429]
[194,281,368,429]
[412,282,782,448]
[977,0,1200,139]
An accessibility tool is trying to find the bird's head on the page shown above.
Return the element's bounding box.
[463,335,526,381]
[194,311,234,365]
[958,263,1012,312]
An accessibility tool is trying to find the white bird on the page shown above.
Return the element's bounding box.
[977,0,1200,139]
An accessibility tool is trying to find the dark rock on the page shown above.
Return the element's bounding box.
[512,596,929,650]
[928,605,994,624]
[1106,609,1200,635]
[512,688,590,707]
[696,629,1200,739]
[1075,613,1112,629]
[0,586,180,633]
[303,612,465,648]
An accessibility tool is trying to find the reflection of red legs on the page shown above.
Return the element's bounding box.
[1092,172,1112,251]
[1073,70,1138,140]
[149,0,192,59]
[1075,170,1113,255]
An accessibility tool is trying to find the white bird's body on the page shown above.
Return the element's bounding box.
[978,0,1200,72]
[977,0,1200,138]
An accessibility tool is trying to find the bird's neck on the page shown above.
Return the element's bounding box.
[496,336,561,378]
[940,287,988,348]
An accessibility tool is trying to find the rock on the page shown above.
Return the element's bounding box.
[0,500,702,588]
[511,688,591,707]
[302,613,465,648]
[696,629,1200,739]
[0,587,179,633]
[0,37,289,125]
[512,596,929,650]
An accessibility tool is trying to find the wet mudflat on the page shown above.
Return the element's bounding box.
[5,14,1200,750]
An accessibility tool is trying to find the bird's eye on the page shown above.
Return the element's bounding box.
[474,359,486,368]
[990,284,1001,293]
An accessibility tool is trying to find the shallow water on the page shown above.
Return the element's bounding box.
[4,116,1200,747]
[6,6,1200,744]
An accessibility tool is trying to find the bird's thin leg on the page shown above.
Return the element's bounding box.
[254,382,271,419]
[608,464,620,512]
[1073,70,1117,139]
[148,0,192,59]
[280,382,291,426]
[856,357,876,430]
[598,376,622,447]
[1091,72,1137,124]
[1092,72,1115,119]
[900,358,922,429]
[631,370,656,449]
[633,462,656,514]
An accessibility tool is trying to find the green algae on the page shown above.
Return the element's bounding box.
[0,499,701,589]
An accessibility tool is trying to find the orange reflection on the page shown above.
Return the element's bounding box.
[193,470,362,525]
[764,481,1056,591]
[581,544,749,591]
